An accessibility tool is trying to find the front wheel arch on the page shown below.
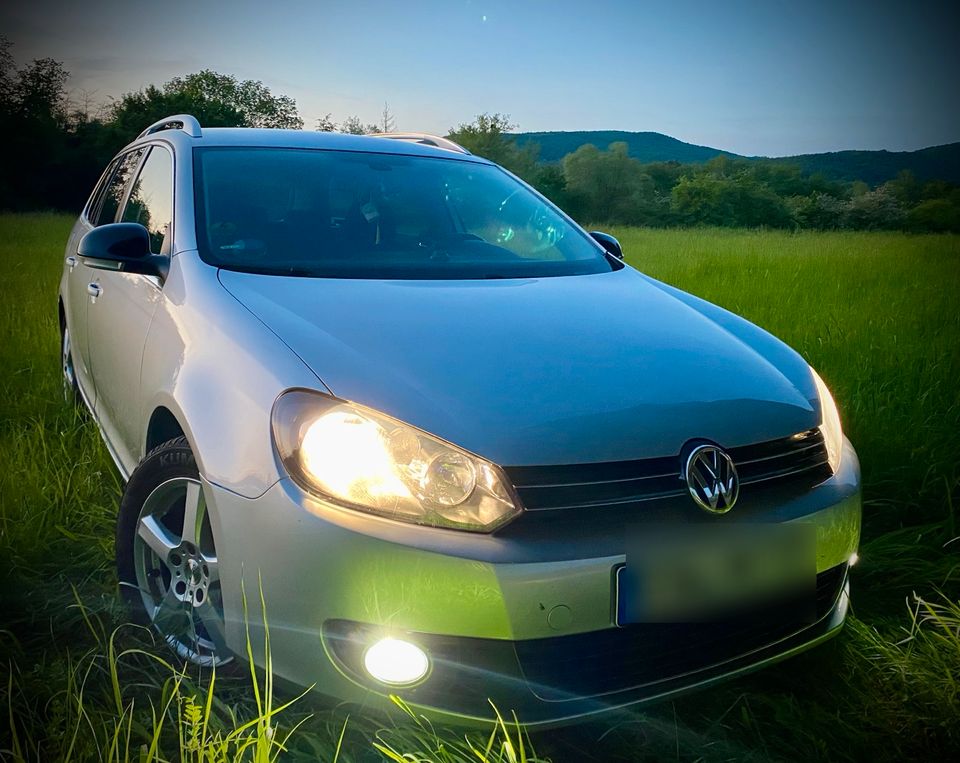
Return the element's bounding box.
[145,406,186,458]
[117,436,233,667]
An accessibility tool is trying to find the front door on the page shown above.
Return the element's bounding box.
[87,145,173,474]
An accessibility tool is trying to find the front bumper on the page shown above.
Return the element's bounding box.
[203,438,860,725]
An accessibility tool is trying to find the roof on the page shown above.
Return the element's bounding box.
[129,116,486,163]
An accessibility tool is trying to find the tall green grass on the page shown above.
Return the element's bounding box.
[1,215,958,761]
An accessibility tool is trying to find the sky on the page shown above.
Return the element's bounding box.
[2,0,958,157]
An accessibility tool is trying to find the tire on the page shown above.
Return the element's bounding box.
[116,436,233,667]
[60,319,81,408]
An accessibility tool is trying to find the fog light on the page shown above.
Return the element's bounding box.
[363,637,429,686]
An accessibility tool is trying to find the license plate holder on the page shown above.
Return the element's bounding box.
[616,523,815,625]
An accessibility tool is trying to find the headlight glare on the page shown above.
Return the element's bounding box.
[812,369,843,472]
[272,390,520,531]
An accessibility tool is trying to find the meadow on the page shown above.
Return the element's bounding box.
[1,214,958,761]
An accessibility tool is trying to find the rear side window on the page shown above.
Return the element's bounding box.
[95,149,144,226]
[121,146,174,254]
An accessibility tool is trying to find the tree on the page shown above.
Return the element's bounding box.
[0,42,75,210]
[315,113,336,132]
[448,113,539,179]
[670,174,733,226]
[108,84,243,140]
[380,102,396,133]
[340,115,378,135]
[448,112,514,156]
[165,70,302,128]
[530,163,568,206]
[562,142,663,224]
[843,187,905,230]
[109,70,303,136]
[905,198,960,232]
[0,36,16,111]
[787,192,846,229]
[886,170,921,205]
[0,51,307,211]
[670,172,793,228]
[9,56,68,125]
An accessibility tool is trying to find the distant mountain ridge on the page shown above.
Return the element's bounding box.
[510,130,960,184]
[512,130,740,165]
[767,144,960,185]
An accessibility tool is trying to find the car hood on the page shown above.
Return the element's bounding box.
[218,266,818,466]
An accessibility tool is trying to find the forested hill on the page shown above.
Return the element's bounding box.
[511,130,739,164]
[511,130,960,184]
[769,143,960,185]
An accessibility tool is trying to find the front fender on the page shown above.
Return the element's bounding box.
[140,250,326,498]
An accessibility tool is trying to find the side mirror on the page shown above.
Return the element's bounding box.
[78,223,168,279]
[589,231,624,260]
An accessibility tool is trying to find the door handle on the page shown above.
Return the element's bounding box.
[65,255,77,270]
[86,282,102,298]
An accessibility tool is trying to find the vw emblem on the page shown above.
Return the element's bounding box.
[684,444,739,514]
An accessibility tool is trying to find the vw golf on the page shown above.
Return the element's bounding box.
[58,115,861,725]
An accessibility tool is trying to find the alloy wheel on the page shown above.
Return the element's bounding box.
[61,326,76,403]
[133,477,231,666]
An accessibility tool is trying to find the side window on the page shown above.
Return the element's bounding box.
[95,149,144,226]
[121,147,174,254]
[85,158,120,223]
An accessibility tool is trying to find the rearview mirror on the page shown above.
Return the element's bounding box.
[78,223,168,279]
[589,231,624,260]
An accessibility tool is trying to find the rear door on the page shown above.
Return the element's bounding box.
[63,154,132,406]
[87,145,173,473]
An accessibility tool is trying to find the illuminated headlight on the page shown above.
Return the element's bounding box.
[272,389,520,532]
[812,369,843,473]
[363,637,430,686]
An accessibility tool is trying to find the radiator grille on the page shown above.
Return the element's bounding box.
[505,429,830,512]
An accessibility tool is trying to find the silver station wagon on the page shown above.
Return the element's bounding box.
[58,114,861,725]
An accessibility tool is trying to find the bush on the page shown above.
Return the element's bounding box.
[843,187,905,230]
[906,198,960,232]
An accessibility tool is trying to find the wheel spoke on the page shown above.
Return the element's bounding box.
[134,474,232,667]
[181,481,204,546]
[138,516,178,560]
[201,555,219,584]
[153,587,189,636]
[196,600,229,654]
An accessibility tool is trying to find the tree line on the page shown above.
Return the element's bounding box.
[448,115,960,233]
[2,39,958,233]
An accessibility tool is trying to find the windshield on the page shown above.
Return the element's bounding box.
[192,147,615,279]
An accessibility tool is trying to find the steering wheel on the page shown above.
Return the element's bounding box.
[495,191,562,255]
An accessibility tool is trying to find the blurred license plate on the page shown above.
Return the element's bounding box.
[616,524,815,624]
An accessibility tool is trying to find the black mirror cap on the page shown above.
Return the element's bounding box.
[589,231,624,260]
[78,223,167,279]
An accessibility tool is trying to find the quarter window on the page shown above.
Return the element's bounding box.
[95,149,144,226]
[121,147,174,254]
[85,157,120,223]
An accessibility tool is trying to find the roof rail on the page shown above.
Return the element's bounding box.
[369,132,470,155]
[138,114,202,140]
